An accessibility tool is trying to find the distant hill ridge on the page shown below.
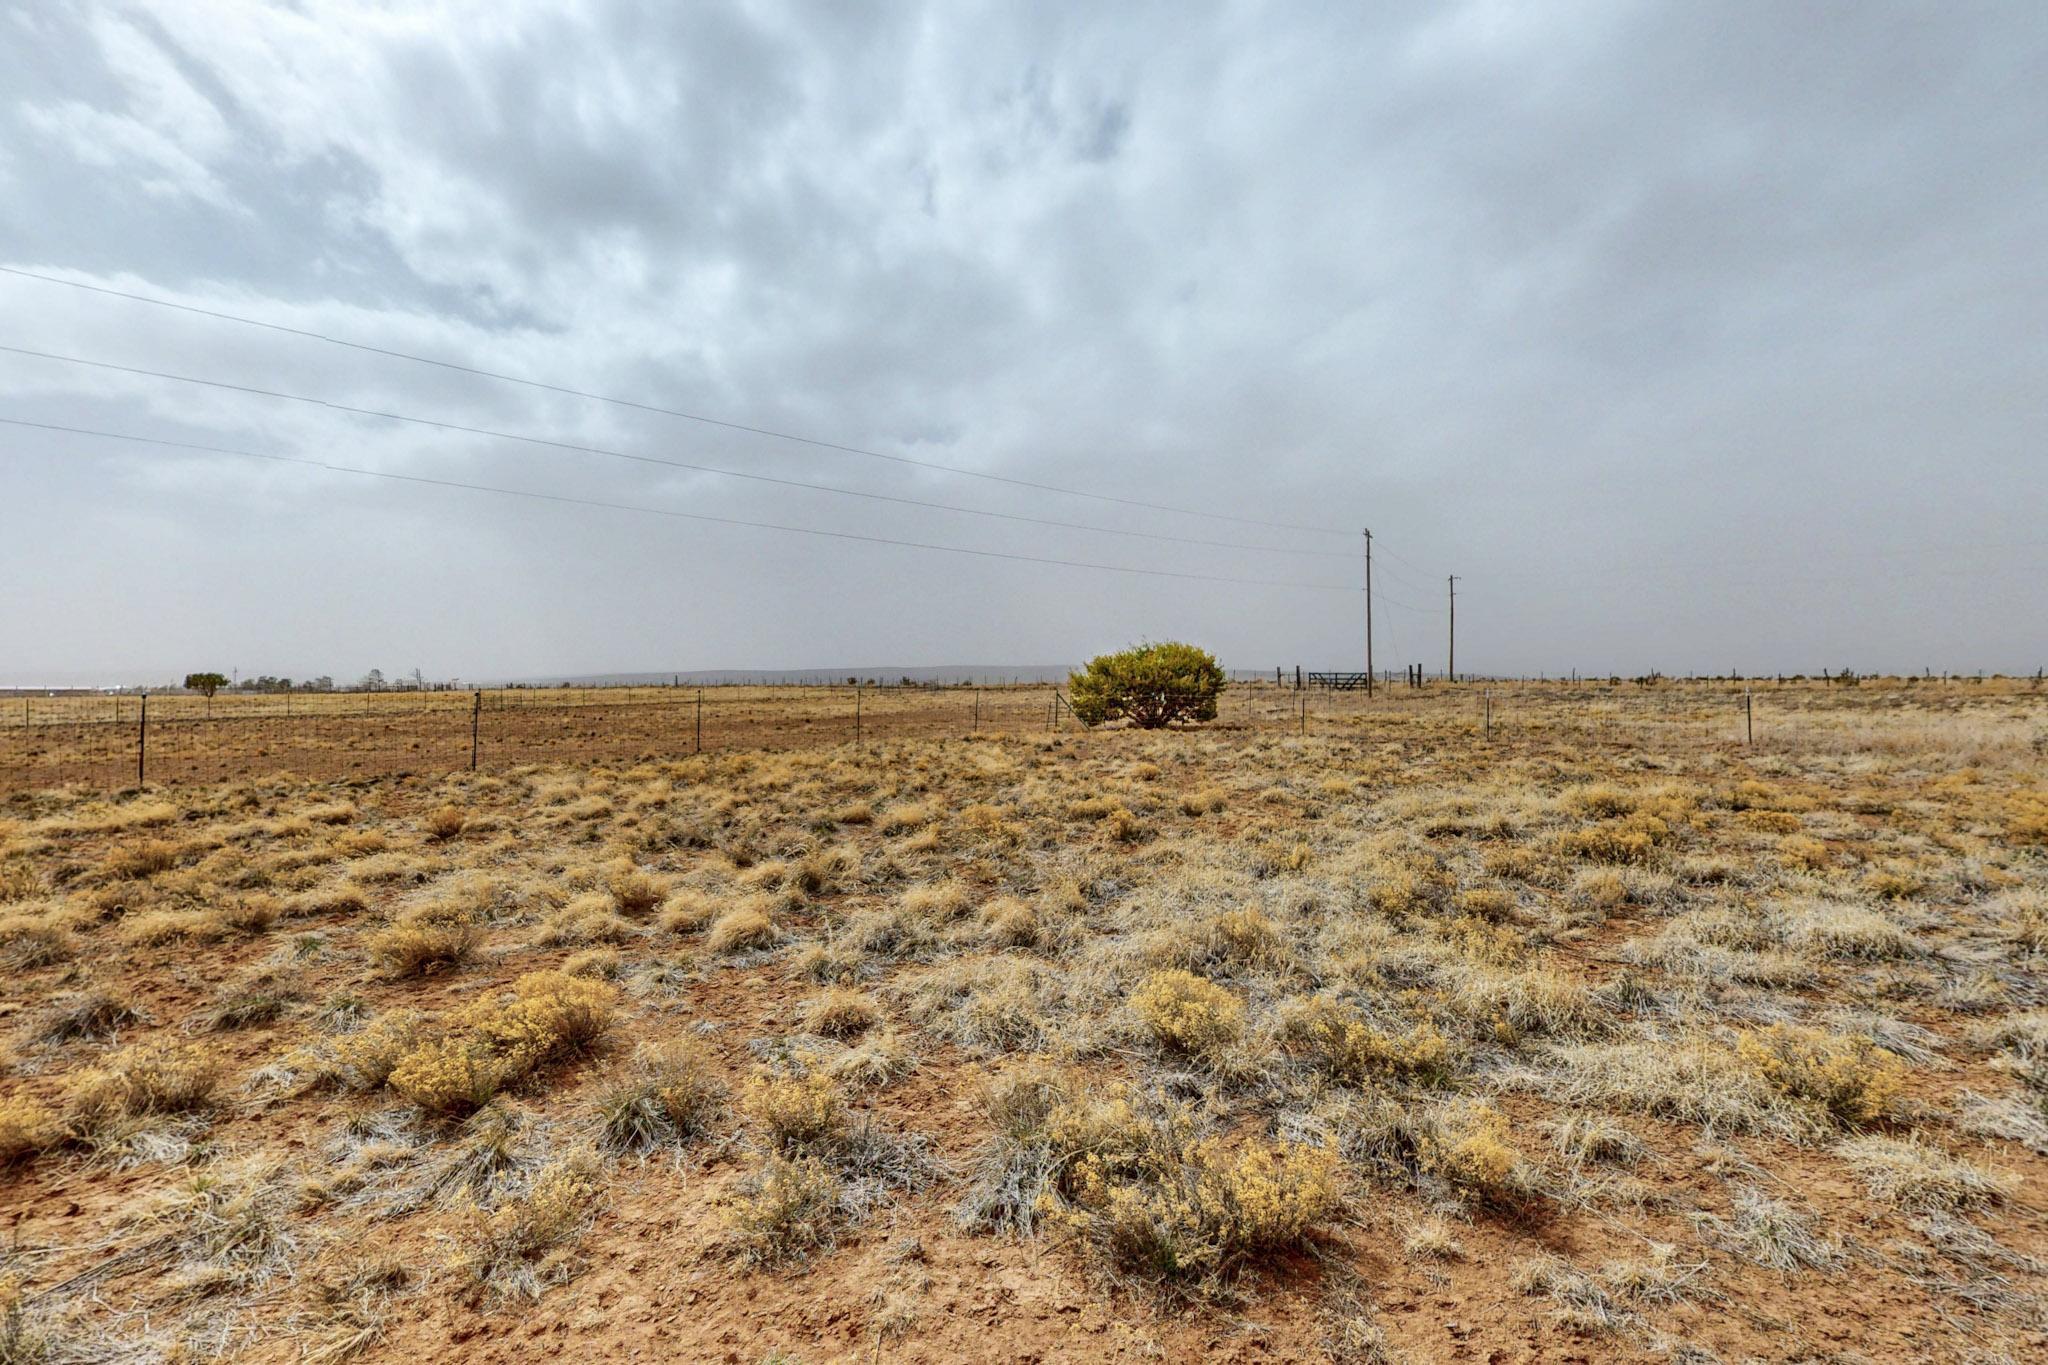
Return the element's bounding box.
[503,665,1081,687]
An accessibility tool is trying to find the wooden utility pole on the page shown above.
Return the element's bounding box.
[1448,575,1459,683]
[1363,528,1374,697]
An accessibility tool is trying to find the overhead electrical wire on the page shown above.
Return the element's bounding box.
[0,415,1366,593]
[0,264,1354,536]
[0,342,1363,563]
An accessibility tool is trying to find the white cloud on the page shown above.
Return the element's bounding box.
[0,0,2042,681]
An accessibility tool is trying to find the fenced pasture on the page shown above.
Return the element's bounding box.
[3,677,2040,795]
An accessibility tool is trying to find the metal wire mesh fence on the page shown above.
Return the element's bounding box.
[0,685,1103,792]
[5,677,1981,796]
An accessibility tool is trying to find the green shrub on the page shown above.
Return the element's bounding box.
[1067,643,1226,729]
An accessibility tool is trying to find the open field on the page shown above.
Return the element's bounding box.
[7,678,2042,794]
[1,683,2045,1361]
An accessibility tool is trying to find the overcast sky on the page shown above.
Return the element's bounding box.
[1,1,2042,686]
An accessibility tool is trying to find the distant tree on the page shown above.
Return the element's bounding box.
[361,669,386,692]
[183,671,229,698]
[1067,642,1226,729]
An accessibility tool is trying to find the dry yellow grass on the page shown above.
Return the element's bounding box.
[0,680,2043,1361]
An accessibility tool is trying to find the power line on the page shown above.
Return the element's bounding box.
[1372,537,1438,579]
[0,264,1353,536]
[0,415,1364,593]
[0,343,1367,562]
[1360,550,1438,596]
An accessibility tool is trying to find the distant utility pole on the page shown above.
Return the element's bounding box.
[1363,528,1374,697]
[1447,575,1459,683]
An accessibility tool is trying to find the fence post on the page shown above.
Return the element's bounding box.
[973,688,980,735]
[1745,689,1753,747]
[854,685,862,747]
[1484,688,1492,742]
[470,689,481,771]
[137,692,147,785]
[695,688,703,754]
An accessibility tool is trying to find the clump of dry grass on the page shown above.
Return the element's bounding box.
[64,1040,223,1141]
[1539,1040,1817,1139]
[606,867,667,918]
[705,901,777,954]
[1835,1136,2015,1211]
[133,1157,301,1295]
[1692,1187,1843,1272]
[825,1029,917,1091]
[32,987,143,1044]
[1790,903,1921,961]
[1551,816,1670,866]
[366,917,480,978]
[103,838,180,880]
[1404,1218,1466,1261]
[803,989,880,1039]
[537,891,635,947]
[978,895,1041,948]
[900,878,972,923]
[0,912,79,967]
[596,1038,728,1153]
[423,804,467,841]
[451,1150,605,1302]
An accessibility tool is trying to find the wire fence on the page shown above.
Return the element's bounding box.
[0,685,1085,792]
[4,678,2034,796]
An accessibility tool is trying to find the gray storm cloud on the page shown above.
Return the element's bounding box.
[0,1,2041,685]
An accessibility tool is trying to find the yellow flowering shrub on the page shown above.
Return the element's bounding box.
[2008,792,2048,845]
[1778,835,1832,869]
[1553,814,1670,865]
[1737,1024,1906,1126]
[1742,810,1804,834]
[388,1036,516,1117]
[1417,1102,1521,1196]
[727,1155,843,1267]
[0,1097,62,1165]
[1062,1127,1339,1281]
[1283,998,1450,1085]
[743,1072,847,1154]
[380,973,618,1117]
[1131,970,1244,1056]
[334,1009,427,1089]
